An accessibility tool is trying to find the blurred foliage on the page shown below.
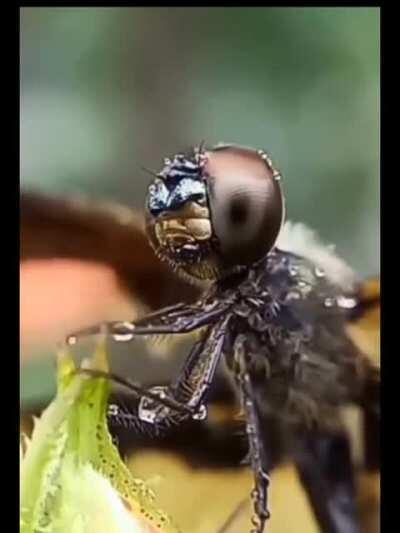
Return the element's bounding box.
[21,7,380,277]
[20,11,380,530]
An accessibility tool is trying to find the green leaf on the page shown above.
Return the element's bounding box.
[20,342,180,533]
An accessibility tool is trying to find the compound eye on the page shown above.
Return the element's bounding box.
[204,145,284,267]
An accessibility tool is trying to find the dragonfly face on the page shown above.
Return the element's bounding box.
[145,144,284,281]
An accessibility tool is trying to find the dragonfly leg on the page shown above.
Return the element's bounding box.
[67,302,228,345]
[235,336,271,533]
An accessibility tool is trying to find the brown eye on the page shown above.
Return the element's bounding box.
[204,145,284,268]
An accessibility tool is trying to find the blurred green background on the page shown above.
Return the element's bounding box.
[20,7,380,403]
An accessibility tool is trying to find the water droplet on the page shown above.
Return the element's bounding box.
[111,321,135,342]
[138,405,156,424]
[113,333,134,342]
[315,267,325,278]
[108,404,120,417]
[286,290,301,301]
[337,296,357,309]
[324,297,335,308]
[67,335,77,346]
[138,386,171,424]
[192,404,207,421]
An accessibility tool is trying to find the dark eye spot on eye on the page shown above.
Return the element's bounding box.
[230,197,248,225]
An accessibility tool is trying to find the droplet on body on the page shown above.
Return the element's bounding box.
[108,404,120,417]
[337,295,357,309]
[285,290,301,301]
[324,297,335,308]
[138,386,170,425]
[192,404,207,421]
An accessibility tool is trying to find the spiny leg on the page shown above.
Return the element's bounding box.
[78,368,195,415]
[294,430,360,533]
[67,301,229,432]
[67,301,229,345]
[171,315,230,408]
[235,336,271,533]
[106,315,231,435]
[76,367,195,436]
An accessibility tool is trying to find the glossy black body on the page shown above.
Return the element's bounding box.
[67,145,379,533]
[76,246,377,533]
[200,249,368,425]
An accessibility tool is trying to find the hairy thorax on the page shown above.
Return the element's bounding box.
[206,249,369,428]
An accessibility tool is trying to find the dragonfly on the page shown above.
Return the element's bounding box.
[21,143,380,532]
